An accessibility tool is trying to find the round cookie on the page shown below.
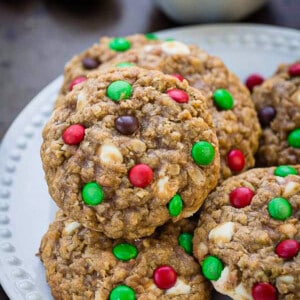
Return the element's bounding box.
[99,39,261,181]
[41,66,220,239]
[57,34,161,100]
[39,211,211,300]
[193,166,300,300]
[252,61,300,166]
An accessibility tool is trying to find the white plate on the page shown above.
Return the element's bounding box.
[0,24,299,300]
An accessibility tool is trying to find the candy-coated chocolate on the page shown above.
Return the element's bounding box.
[268,197,292,220]
[153,265,177,289]
[82,182,104,206]
[191,141,215,166]
[201,256,223,281]
[227,149,245,172]
[229,187,254,208]
[109,285,136,300]
[68,76,87,91]
[178,233,193,254]
[107,80,132,102]
[109,37,131,52]
[287,128,300,148]
[171,74,184,82]
[82,57,99,70]
[288,63,300,76]
[115,115,139,135]
[168,194,183,217]
[128,164,153,188]
[275,239,299,259]
[116,62,135,68]
[274,165,298,177]
[113,243,138,261]
[145,33,159,40]
[252,282,277,300]
[213,89,234,110]
[167,89,189,103]
[258,106,276,128]
[245,74,264,92]
[62,124,85,145]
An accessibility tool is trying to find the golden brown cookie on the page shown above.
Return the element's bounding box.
[193,166,300,300]
[39,211,211,300]
[41,66,220,239]
[252,61,300,167]
[59,34,261,181]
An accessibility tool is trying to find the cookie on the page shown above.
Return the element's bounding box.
[39,211,211,300]
[41,66,220,239]
[57,34,160,100]
[252,62,300,166]
[193,166,300,300]
[67,37,260,181]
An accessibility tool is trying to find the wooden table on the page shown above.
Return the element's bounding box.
[0,0,299,298]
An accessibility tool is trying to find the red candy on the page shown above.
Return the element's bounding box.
[275,239,299,259]
[227,149,245,172]
[62,124,85,145]
[252,283,277,300]
[245,74,264,92]
[229,187,254,208]
[167,89,189,103]
[153,265,177,289]
[128,164,153,188]
[171,74,184,82]
[288,63,300,77]
[68,76,87,91]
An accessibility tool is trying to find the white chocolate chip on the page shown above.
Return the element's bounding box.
[161,41,190,55]
[234,283,252,300]
[277,275,294,284]
[99,144,123,165]
[77,92,87,110]
[165,279,191,295]
[276,176,285,184]
[208,222,235,246]
[64,221,81,234]
[213,267,252,300]
[157,176,169,194]
[144,45,156,52]
[283,182,300,198]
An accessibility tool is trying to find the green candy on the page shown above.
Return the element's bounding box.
[165,37,175,41]
[168,194,183,217]
[116,62,135,68]
[82,182,104,206]
[113,243,138,261]
[274,165,298,177]
[191,141,215,165]
[107,80,133,102]
[109,37,131,52]
[145,33,159,40]
[213,89,234,110]
[110,285,136,300]
[287,129,300,148]
[202,256,223,281]
[268,197,292,220]
[178,233,193,254]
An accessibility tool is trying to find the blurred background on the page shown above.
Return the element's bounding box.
[0,0,299,297]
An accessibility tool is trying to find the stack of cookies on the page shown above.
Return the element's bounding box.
[39,34,300,300]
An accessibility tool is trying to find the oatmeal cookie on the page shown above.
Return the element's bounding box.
[193,166,300,300]
[57,34,160,100]
[41,66,220,239]
[66,36,260,181]
[252,61,300,166]
[39,211,211,300]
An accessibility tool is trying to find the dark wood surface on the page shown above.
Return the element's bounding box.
[0,0,299,299]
